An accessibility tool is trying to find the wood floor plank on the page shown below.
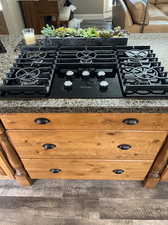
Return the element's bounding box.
[0,196,168,220]
[99,198,168,220]
[0,180,168,199]
[0,180,168,223]
[0,217,168,225]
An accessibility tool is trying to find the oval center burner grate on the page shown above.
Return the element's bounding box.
[15,68,40,85]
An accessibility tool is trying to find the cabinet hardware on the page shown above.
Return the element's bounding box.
[123,118,139,125]
[118,144,131,150]
[34,118,50,125]
[113,169,125,174]
[50,169,62,174]
[42,144,56,150]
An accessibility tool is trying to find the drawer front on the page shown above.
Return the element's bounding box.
[2,113,168,131]
[22,159,152,180]
[8,131,166,160]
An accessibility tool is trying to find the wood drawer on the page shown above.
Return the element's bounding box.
[8,130,166,160]
[22,159,152,180]
[2,113,168,131]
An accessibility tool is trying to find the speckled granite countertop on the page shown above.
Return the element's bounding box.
[0,34,168,113]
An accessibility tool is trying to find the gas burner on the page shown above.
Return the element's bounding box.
[76,50,97,64]
[15,68,40,85]
[125,50,148,59]
[123,66,159,81]
[2,45,168,99]
[25,51,47,65]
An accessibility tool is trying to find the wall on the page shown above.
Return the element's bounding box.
[71,0,104,14]
[1,0,24,34]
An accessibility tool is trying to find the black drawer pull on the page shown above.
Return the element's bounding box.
[42,144,56,150]
[113,169,125,174]
[50,169,62,174]
[118,144,132,150]
[123,118,139,125]
[35,118,50,125]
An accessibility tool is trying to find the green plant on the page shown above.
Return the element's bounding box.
[41,25,129,38]
[41,24,56,36]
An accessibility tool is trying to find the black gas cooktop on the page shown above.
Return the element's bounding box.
[0,45,168,99]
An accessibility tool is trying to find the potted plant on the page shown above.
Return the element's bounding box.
[41,25,129,46]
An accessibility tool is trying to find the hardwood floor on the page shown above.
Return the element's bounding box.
[80,20,112,30]
[0,179,168,224]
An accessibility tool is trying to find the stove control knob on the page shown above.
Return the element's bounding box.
[66,70,74,77]
[82,70,90,78]
[99,81,109,89]
[97,71,106,78]
[64,80,72,89]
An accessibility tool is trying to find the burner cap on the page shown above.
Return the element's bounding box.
[64,80,72,88]
[97,71,106,77]
[100,80,109,88]
[82,70,90,77]
[66,70,74,77]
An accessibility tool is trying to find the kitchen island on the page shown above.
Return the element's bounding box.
[0,34,168,188]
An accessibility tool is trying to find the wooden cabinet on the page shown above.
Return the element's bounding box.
[20,0,59,34]
[0,146,14,180]
[1,113,168,188]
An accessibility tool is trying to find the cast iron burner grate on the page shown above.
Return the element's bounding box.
[117,46,168,96]
[0,46,57,97]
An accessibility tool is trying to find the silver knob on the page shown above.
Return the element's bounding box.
[82,71,90,77]
[64,80,72,88]
[97,71,106,77]
[99,81,109,88]
[66,70,74,77]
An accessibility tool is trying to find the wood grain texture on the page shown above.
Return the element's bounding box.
[0,122,32,186]
[0,195,168,220]
[2,113,168,131]
[0,166,6,176]
[1,179,168,199]
[144,136,168,188]
[7,130,167,160]
[0,146,14,179]
[22,159,152,180]
[20,0,59,33]
[161,165,168,181]
[0,180,168,223]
